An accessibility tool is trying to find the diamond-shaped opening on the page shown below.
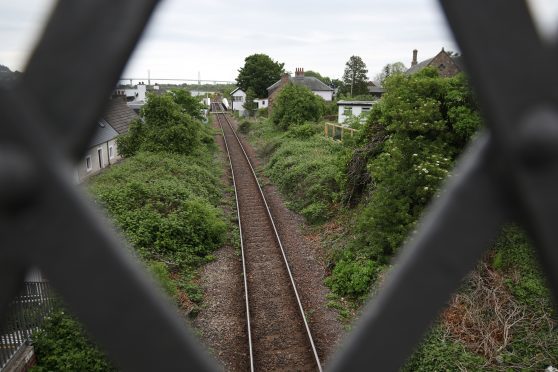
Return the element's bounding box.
[526,0,558,42]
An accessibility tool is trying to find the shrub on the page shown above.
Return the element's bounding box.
[286,122,320,139]
[325,257,377,298]
[271,83,325,130]
[32,309,116,372]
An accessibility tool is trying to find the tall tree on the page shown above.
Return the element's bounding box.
[236,54,285,98]
[342,56,369,97]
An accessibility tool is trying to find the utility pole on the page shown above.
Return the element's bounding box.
[148,69,151,86]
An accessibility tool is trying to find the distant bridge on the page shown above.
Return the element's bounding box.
[118,77,235,85]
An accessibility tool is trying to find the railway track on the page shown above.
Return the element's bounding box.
[212,103,322,371]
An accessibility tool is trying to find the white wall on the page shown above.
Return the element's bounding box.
[231,89,247,114]
[314,91,333,101]
[338,104,372,123]
[255,98,268,109]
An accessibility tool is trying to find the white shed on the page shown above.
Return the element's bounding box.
[337,100,375,124]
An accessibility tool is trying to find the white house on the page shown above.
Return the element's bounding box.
[115,82,147,113]
[267,68,334,108]
[337,100,375,124]
[75,96,138,182]
[230,87,247,116]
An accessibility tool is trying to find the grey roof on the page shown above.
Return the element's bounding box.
[103,96,138,134]
[337,100,375,106]
[89,119,119,147]
[267,76,334,94]
[406,58,434,75]
[368,86,385,94]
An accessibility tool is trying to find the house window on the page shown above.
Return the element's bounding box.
[109,146,114,159]
[233,96,244,102]
[344,107,352,116]
[362,107,371,112]
[85,156,92,172]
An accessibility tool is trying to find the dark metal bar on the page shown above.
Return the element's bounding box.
[21,0,161,160]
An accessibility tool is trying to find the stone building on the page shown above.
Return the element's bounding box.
[406,48,464,77]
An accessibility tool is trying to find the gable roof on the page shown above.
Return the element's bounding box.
[103,96,138,134]
[89,119,119,147]
[230,87,244,95]
[406,57,434,75]
[267,76,334,94]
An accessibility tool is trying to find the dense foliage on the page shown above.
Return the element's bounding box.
[270,84,325,130]
[236,53,285,98]
[32,309,116,372]
[117,91,210,157]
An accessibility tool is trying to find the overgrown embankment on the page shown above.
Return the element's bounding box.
[32,90,227,371]
[244,71,558,370]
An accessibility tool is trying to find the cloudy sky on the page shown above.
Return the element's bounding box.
[1,0,557,83]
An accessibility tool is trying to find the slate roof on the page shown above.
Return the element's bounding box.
[406,58,434,75]
[89,119,119,147]
[102,96,138,134]
[267,76,334,94]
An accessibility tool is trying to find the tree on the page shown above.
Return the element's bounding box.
[169,89,205,121]
[117,93,203,156]
[243,88,258,117]
[270,84,325,130]
[236,54,285,98]
[373,62,407,85]
[342,55,369,97]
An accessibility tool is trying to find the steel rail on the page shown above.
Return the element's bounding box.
[212,104,323,372]
[212,103,255,372]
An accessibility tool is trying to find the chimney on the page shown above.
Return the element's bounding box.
[412,49,418,66]
[295,67,304,77]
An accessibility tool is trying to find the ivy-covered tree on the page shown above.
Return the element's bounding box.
[342,55,369,96]
[236,54,285,98]
[270,84,325,130]
[331,68,482,298]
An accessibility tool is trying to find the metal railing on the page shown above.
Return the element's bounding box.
[0,280,53,370]
[0,1,557,371]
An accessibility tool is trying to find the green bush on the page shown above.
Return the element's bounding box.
[270,83,325,130]
[325,256,377,298]
[148,261,178,299]
[89,152,226,268]
[32,309,116,372]
[286,122,321,139]
[265,135,347,223]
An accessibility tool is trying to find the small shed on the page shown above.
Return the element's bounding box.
[337,100,375,124]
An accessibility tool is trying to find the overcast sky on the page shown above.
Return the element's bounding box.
[1,0,558,83]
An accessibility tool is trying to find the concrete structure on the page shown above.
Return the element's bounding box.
[230,87,247,116]
[267,68,334,110]
[407,48,464,77]
[337,100,375,124]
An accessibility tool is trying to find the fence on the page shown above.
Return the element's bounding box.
[324,122,358,141]
[0,276,53,370]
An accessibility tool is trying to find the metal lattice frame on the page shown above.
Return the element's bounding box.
[0,1,556,371]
